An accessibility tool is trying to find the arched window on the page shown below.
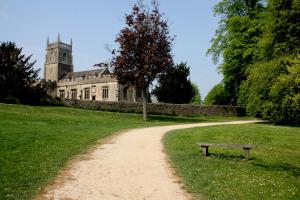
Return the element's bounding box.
[50,51,54,62]
[62,53,66,62]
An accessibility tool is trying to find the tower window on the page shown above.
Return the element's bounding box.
[62,53,66,62]
[51,51,54,62]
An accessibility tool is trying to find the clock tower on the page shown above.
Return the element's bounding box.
[44,34,73,81]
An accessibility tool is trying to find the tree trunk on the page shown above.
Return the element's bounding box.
[141,88,148,120]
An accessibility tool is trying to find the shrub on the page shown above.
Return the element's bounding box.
[204,83,231,105]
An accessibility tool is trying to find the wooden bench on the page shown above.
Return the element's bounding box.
[197,143,256,160]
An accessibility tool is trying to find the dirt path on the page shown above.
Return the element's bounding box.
[37,120,262,200]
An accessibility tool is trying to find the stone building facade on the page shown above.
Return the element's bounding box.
[44,36,142,102]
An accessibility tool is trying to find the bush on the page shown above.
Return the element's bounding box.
[204,83,231,105]
[241,56,300,123]
[190,82,202,104]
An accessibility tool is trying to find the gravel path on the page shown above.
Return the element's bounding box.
[37,120,262,200]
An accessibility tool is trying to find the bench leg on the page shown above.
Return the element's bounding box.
[202,146,209,156]
[243,148,250,160]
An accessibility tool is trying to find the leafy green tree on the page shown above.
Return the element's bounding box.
[190,82,202,104]
[213,0,264,18]
[153,62,195,104]
[112,0,174,120]
[272,60,300,122]
[207,0,265,104]
[268,57,300,122]
[241,58,287,116]
[208,0,299,123]
[242,56,299,123]
[0,42,46,104]
[260,0,300,58]
[204,83,231,105]
[239,0,300,123]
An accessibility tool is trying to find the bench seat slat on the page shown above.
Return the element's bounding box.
[197,143,256,149]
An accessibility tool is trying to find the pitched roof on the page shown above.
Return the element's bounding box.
[62,67,110,79]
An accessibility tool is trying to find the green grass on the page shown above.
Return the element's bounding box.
[0,103,252,200]
[164,124,300,200]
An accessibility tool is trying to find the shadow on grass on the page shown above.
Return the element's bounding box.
[260,121,300,127]
[253,160,300,177]
[208,153,300,177]
[148,115,206,123]
[209,152,249,161]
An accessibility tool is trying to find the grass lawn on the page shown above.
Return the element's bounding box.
[0,103,252,200]
[164,124,300,200]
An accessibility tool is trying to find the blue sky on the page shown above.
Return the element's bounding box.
[0,0,222,97]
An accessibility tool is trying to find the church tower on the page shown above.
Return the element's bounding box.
[44,34,73,81]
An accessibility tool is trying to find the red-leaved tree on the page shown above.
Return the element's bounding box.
[112,0,174,120]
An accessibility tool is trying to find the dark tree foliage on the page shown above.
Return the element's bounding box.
[112,0,174,120]
[0,42,47,105]
[153,62,195,104]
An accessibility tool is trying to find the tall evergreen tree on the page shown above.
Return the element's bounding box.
[153,63,194,104]
[0,42,43,104]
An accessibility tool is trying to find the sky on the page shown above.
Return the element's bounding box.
[0,0,222,97]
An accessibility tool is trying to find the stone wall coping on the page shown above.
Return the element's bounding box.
[61,99,245,117]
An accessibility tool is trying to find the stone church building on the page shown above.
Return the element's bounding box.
[44,36,142,102]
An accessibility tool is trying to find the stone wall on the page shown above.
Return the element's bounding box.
[61,99,246,116]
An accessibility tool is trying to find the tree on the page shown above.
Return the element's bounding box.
[204,83,231,105]
[153,62,195,104]
[268,56,300,123]
[259,0,300,58]
[112,0,174,120]
[190,82,202,104]
[239,0,300,123]
[0,42,45,104]
[207,0,265,104]
[213,0,264,18]
[208,0,299,123]
[241,56,299,123]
